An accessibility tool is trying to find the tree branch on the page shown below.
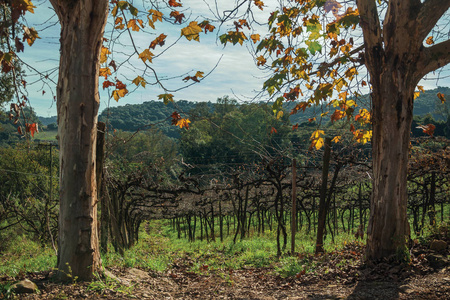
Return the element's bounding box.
[356,0,383,79]
[417,0,450,41]
[417,39,450,79]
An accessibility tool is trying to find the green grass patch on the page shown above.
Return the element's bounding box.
[0,235,56,277]
[34,130,57,141]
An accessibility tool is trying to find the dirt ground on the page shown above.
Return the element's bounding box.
[3,241,450,299]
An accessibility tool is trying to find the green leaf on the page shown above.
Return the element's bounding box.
[306,41,322,55]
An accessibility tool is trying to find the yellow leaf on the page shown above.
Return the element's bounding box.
[417,85,425,93]
[276,110,284,120]
[314,138,324,150]
[148,9,163,23]
[250,34,260,44]
[344,67,358,80]
[414,91,420,100]
[112,88,128,101]
[132,76,147,87]
[99,67,111,79]
[195,71,204,78]
[311,129,324,139]
[100,46,111,64]
[127,19,143,32]
[332,136,342,143]
[181,21,202,42]
[138,49,154,63]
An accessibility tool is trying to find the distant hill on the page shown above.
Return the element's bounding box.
[33,87,449,139]
[39,116,57,126]
[413,86,450,120]
[98,100,212,139]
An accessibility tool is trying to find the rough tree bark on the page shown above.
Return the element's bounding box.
[356,0,450,261]
[49,0,109,280]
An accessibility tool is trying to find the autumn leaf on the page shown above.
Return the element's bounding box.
[199,21,215,33]
[169,0,182,7]
[99,67,112,79]
[310,130,325,150]
[25,123,38,137]
[426,36,434,45]
[416,124,436,136]
[250,34,260,44]
[102,80,115,89]
[253,0,264,10]
[148,9,163,23]
[437,92,446,104]
[115,17,125,30]
[331,109,345,122]
[270,127,277,134]
[181,21,202,41]
[195,71,204,78]
[132,76,147,87]
[150,34,167,49]
[127,19,144,32]
[177,118,191,129]
[138,49,154,63]
[256,55,266,66]
[159,93,174,104]
[332,135,342,143]
[170,10,185,24]
[100,46,111,64]
[22,26,40,46]
[219,31,248,45]
[276,110,284,120]
[112,88,128,102]
[292,123,299,130]
[353,129,372,144]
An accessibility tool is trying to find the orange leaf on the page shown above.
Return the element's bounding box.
[253,0,264,10]
[177,118,191,129]
[169,0,182,7]
[350,124,355,132]
[416,124,436,136]
[25,123,38,137]
[426,36,434,45]
[331,109,345,122]
[270,127,277,134]
[292,124,299,130]
[437,92,446,104]
[102,80,115,89]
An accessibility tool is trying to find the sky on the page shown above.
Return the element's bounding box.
[20,0,279,117]
[17,0,450,117]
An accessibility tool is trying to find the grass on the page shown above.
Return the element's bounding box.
[1,215,448,281]
[33,129,57,141]
[0,235,56,277]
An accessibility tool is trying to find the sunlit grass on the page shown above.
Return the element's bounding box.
[0,235,56,277]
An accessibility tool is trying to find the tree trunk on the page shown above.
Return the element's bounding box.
[50,0,108,281]
[357,0,450,262]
